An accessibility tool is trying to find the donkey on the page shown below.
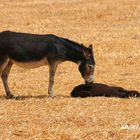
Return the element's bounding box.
[0,30,95,98]
[71,83,140,98]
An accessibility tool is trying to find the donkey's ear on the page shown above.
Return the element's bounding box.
[82,47,89,58]
[89,44,93,49]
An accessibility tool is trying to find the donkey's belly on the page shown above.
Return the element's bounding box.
[11,58,48,69]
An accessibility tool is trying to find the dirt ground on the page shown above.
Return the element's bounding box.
[0,0,140,139]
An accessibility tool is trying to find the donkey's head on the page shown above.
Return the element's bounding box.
[78,44,95,85]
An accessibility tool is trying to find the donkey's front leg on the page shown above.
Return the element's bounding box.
[48,63,58,97]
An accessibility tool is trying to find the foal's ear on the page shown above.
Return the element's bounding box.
[89,44,93,49]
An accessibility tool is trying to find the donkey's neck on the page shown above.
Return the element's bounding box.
[62,38,85,64]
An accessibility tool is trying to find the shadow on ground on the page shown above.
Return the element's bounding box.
[0,95,71,100]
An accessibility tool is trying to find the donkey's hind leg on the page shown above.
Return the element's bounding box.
[1,61,13,98]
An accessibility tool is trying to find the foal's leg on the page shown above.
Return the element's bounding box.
[1,61,13,98]
[48,63,58,97]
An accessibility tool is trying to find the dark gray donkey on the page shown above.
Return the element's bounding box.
[0,31,95,98]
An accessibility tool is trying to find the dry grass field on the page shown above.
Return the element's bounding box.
[0,0,140,139]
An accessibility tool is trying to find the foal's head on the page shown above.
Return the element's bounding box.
[78,44,95,84]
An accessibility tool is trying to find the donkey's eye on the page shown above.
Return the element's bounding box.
[88,65,93,69]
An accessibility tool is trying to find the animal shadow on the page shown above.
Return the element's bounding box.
[0,94,71,100]
[71,83,140,98]
[0,95,48,100]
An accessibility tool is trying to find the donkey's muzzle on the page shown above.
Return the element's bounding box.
[85,75,94,85]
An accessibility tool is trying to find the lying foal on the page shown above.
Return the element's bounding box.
[71,83,140,98]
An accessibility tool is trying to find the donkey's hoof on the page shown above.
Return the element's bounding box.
[6,94,14,99]
[49,94,55,98]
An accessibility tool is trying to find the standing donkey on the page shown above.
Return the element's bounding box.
[0,31,95,98]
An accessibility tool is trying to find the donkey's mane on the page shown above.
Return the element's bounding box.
[61,37,86,52]
[62,38,81,46]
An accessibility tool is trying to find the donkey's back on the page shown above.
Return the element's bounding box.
[0,31,62,62]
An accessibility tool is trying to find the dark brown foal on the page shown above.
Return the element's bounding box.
[71,83,140,98]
